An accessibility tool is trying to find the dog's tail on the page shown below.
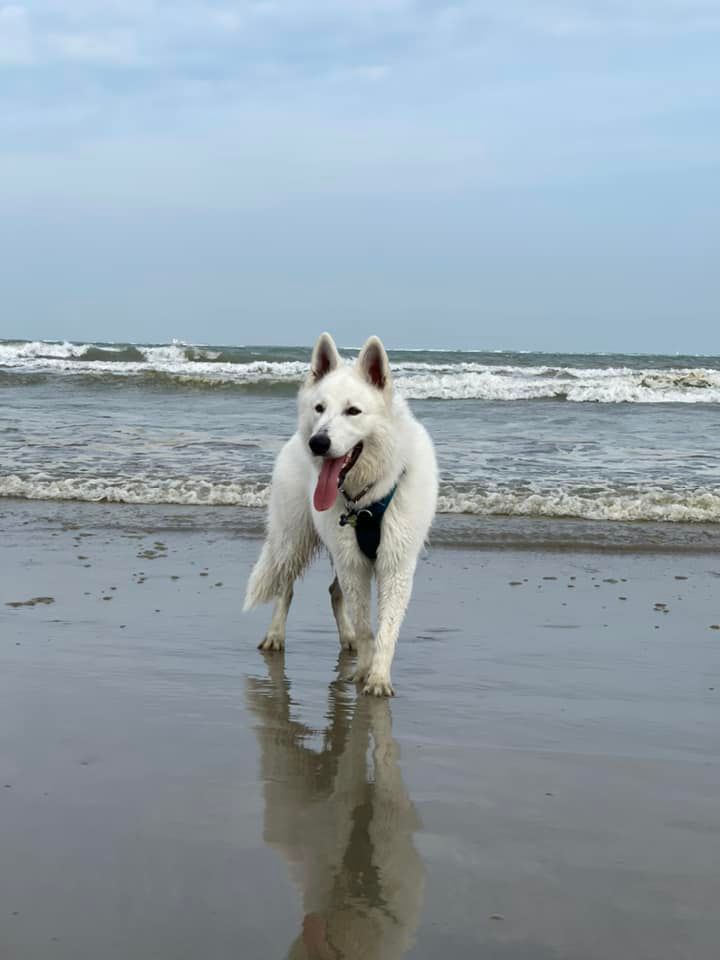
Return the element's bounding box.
[243,533,317,611]
[243,542,283,610]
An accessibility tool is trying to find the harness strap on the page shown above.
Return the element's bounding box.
[342,481,375,505]
[339,483,399,561]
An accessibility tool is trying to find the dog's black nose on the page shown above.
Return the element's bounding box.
[309,433,331,456]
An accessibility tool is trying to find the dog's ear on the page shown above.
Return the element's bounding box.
[357,336,391,391]
[310,332,341,380]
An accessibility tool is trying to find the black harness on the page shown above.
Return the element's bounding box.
[338,484,398,561]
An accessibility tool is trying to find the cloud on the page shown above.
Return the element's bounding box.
[209,9,243,32]
[500,0,720,37]
[2,0,720,210]
[0,4,34,63]
[341,63,391,82]
[46,29,139,64]
[3,2,720,75]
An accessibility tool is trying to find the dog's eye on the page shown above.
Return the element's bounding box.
[314,403,325,414]
[345,406,362,416]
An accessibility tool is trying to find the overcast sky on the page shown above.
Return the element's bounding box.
[1,1,718,351]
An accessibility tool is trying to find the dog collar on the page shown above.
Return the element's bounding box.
[338,483,398,561]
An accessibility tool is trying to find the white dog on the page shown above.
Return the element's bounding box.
[244,333,437,696]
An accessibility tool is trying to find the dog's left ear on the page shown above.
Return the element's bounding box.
[356,336,391,391]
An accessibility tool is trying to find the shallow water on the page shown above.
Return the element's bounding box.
[2,340,720,533]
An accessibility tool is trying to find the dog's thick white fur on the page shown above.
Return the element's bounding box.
[244,332,438,696]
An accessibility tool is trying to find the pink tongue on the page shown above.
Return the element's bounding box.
[314,457,346,511]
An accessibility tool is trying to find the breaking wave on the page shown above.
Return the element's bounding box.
[0,474,270,507]
[2,340,720,402]
[2,473,718,522]
[399,367,720,403]
[436,486,720,523]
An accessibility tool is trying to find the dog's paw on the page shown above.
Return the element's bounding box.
[362,674,395,698]
[345,664,371,684]
[339,633,357,652]
[258,633,285,652]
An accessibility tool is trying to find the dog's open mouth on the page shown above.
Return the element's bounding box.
[313,442,363,512]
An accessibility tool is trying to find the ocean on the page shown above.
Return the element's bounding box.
[2,338,719,551]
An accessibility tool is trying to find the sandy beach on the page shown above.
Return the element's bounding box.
[2,502,719,958]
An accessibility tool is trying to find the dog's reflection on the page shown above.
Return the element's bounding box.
[246,654,425,960]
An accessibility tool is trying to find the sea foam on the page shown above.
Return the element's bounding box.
[2,473,719,522]
[2,340,720,402]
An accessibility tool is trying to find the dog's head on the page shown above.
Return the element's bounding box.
[299,332,393,511]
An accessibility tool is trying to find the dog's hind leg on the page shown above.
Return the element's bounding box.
[249,522,315,651]
[258,582,294,652]
[244,434,319,650]
[249,523,314,651]
[329,576,356,652]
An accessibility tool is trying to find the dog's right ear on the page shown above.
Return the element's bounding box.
[310,332,341,381]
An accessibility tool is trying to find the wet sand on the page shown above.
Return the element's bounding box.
[1,511,719,958]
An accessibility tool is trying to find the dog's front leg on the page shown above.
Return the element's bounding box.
[364,562,416,697]
[336,562,374,684]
